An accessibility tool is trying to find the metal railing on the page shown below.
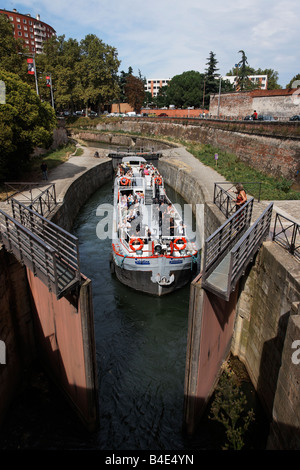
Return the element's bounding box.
[28,184,57,216]
[1,200,81,298]
[4,182,57,217]
[214,182,262,218]
[229,202,273,289]
[272,212,300,260]
[202,202,273,301]
[0,209,58,294]
[116,146,156,153]
[202,197,254,283]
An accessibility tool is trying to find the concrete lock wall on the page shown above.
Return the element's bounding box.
[26,269,99,432]
[0,248,36,428]
[231,242,300,449]
[90,119,300,182]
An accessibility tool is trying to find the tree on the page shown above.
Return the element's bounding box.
[164,71,205,108]
[0,14,26,76]
[124,74,145,112]
[286,74,300,88]
[78,34,120,113]
[0,70,56,180]
[118,67,133,103]
[236,50,250,91]
[255,68,281,89]
[210,365,255,450]
[227,65,282,90]
[36,34,120,113]
[204,51,220,107]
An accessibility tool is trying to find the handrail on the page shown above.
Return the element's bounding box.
[3,181,45,203]
[202,202,273,301]
[272,212,300,260]
[28,183,57,216]
[0,209,59,295]
[1,199,81,298]
[230,202,273,287]
[114,146,157,154]
[10,199,80,280]
[202,197,253,283]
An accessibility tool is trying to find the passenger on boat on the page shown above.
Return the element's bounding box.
[167,203,175,217]
[169,217,175,237]
[121,195,127,208]
[127,194,134,207]
[177,221,186,236]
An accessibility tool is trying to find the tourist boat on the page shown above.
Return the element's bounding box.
[110,156,198,296]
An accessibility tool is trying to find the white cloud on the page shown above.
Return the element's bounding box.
[2,0,299,86]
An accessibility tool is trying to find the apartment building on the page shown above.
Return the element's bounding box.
[0,8,56,54]
[145,78,171,97]
[223,75,268,90]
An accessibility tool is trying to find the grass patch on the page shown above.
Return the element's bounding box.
[185,142,300,201]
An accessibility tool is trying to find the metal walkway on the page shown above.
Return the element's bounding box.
[0,199,81,299]
[202,199,273,301]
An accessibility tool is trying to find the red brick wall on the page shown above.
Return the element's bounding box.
[111,103,208,118]
[209,89,300,119]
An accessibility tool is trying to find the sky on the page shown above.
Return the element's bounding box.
[1,0,299,87]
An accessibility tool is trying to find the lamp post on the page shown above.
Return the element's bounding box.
[19,52,39,96]
[217,77,221,119]
[46,73,55,109]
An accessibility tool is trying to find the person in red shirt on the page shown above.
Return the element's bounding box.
[252,110,258,120]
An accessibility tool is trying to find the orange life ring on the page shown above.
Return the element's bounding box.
[129,238,144,251]
[120,177,130,186]
[154,177,162,186]
[174,237,187,251]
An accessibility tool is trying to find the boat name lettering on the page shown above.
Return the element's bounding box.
[169,259,183,264]
[135,259,150,265]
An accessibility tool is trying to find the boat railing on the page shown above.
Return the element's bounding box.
[118,174,163,191]
[125,234,193,254]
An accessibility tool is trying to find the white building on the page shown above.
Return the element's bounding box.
[223,75,268,90]
[145,78,171,97]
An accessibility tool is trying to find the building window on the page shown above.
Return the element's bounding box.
[16,17,20,22]
[18,31,22,36]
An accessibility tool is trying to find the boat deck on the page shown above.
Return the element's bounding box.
[115,162,192,258]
